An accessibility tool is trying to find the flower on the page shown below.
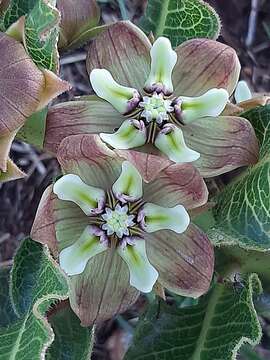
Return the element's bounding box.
[89,37,229,164]
[45,21,259,177]
[31,134,214,325]
[0,31,70,183]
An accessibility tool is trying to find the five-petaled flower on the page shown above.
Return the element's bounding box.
[45,21,259,178]
[31,134,214,325]
[89,36,229,164]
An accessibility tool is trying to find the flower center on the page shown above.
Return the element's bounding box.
[139,93,174,125]
[101,204,135,238]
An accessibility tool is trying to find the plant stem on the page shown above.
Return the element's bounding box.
[118,0,129,20]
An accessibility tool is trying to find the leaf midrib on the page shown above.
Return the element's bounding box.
[191,284,223,360]
[155,0,169,37]
[9,315,28,360]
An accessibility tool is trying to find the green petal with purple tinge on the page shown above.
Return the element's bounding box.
[183,116,259,177]
[179,88,229,124]
[86,21,151,94]
[139,203,190,234]
[59,225,108,276]
[154,125,200,163]
[100,119,146,150]
[117,239,159,293]
[53,174,105,216]
[90,69,140,114]
[173,39,240,97]
[144,37,177,95]
[112,161,143,203]
[145,224,214,297]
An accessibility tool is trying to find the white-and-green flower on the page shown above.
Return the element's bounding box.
[89,36,229,164]
[32,134,213,326]
[44,21,259,177]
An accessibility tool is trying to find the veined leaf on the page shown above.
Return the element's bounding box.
[24,0,60,71]
[0,238,69,359]
[46,305,95,360]
[0,267,17,327]
[2,0,36,29]
[139,0,220,48]
[125,274,262,360]
[207,105,270,251]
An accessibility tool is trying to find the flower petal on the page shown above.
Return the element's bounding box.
[100,119,146,150]
[31,185,58,255]
[174,39,240,97]
[154,124,200,163]
[144,37,177,95]
[145,224,214,297]
[115,150,172,183]
[112,161,143,203]
[145,167,208,211]
[86,21,151,94]
[44,96,125,155]
[90,69,140,114]
[234,80,252,103]
[59,225,108,276]
[56,134,122,190]
[138,203,189,233]
[117,239,158,293]
[53,174,106,216]
[69,249,139,325]
[183,116,259,177]
[178,88,229,124]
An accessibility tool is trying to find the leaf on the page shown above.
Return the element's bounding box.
[0,31,44,136]
[0,267,18,327]
[46,305,95,360]
[139,0,221,48]
[24,0,60,71]
[125,274,262,360]
[57,0,101,51]
[2,0,37,29]
[207,105,270,251]
[242,105,270,160]
[215,246,270,292]
[16,107,47,148]
[0,238,69,359]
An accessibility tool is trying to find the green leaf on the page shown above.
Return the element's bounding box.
[16,108,47,148]
[125,274,262,360]
[2,0,36,29]
[0,238,69,359]
[139,0,221,48]
[0,267,18,327]
[24,0,60,71]
[207,105,270,251]
[241,105,270,160]
[46,305,95,360]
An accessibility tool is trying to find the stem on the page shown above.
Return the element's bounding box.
[117,0,129,20]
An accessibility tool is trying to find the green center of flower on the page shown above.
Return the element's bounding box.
[101,204,135,238]
[139,93,174,125]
